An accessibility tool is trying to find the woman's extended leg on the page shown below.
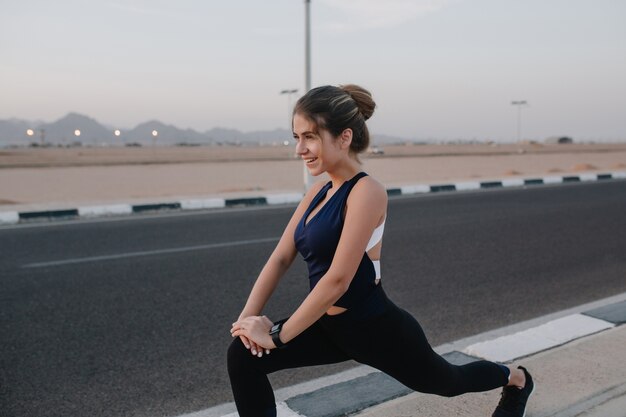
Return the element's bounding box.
[326,300,509,397]
[227,319,349,417]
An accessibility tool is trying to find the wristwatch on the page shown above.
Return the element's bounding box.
[269,321,286,349]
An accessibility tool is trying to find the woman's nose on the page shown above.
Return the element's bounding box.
[295,139,306,155]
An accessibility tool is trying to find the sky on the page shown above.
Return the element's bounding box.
[1,0,625,142]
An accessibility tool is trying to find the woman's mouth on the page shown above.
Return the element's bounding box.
[305,157,318,165]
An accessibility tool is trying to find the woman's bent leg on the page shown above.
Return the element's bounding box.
[227,320,348,417]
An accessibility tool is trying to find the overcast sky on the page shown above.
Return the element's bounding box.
[1,0,625,142]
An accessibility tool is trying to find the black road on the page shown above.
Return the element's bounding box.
[1,181,625,417]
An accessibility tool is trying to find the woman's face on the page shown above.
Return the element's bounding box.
[292,113,345,176]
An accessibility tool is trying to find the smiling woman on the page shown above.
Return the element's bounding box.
[293,84,374,170]
[227,84,535,417]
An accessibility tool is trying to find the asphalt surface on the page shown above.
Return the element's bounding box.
[1,181,625,417]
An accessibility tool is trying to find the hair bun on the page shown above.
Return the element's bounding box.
[340,84,376,121]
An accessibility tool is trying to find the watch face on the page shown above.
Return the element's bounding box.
[270,324,280,334]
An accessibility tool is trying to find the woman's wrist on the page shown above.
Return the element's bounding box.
[238,310,258,320]
[269,321,286,348]
[276,319,293,344]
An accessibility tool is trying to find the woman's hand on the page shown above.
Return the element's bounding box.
[231,315,275,357]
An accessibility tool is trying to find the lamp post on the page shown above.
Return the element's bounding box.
[304,0,311,92]
[73,129,81,147]
[27,128,45,146]
[26,129,34,145]
[511,100,528,142]
[303,0,313,190]
[114,129,122,146]
[280,89,298,132]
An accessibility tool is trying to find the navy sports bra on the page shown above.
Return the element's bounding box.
[294,172,382,309]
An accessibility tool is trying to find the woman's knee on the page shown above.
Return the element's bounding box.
[227,338,253,375]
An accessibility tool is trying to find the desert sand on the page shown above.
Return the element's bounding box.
[1,143,625,211]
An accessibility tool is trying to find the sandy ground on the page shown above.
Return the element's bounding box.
[1,143,625,211]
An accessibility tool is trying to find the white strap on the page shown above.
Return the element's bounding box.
[366,219,385,252]
[367,218,385,281]
[371,259,381,280]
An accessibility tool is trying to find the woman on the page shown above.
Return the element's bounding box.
[228,84,534,417]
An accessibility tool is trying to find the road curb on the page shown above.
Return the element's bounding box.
[2,171,625,226]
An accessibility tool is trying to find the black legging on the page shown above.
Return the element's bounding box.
[227,286,509,417]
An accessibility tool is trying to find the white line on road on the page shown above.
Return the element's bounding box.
[22,237,280,268]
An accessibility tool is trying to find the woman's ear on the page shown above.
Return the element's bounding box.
[340,128,353,150]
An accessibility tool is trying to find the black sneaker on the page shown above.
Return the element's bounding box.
[492,366,535,417]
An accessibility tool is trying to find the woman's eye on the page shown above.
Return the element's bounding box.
[293,134,315,141]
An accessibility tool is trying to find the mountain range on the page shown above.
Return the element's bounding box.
[0,113,407,147]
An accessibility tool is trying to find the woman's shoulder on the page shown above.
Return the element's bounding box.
[356,174,386,194]
[351,174,387,203]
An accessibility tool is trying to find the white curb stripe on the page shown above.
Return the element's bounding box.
[180,198,226,210]
[0,211,19,224]
[400,184,431,194]
[266,193,304,205]
[219,402,303,417]
[579,173,597,181]
[543,176,564,184]
[501,178,525,187]
[276,402,305,417]
[612,171,626,179]
[454,182,481,191]
[463,314,614,362]
[78,204,133,217]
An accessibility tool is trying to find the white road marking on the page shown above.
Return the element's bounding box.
[22,237,280,268]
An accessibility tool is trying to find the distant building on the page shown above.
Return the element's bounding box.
[545,136,574,144]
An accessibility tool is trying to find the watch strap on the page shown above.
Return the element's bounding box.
[270,322,286,348]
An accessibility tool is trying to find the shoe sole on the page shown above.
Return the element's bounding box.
[522,381,535,417]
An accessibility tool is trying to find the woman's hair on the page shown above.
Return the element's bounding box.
[293,84,376,156]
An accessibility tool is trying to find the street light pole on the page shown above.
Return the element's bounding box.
[280,89,298,133]
[304,0,311,92]
[303,0,313,190]
[511,100,528,142]
[114,129,122,146]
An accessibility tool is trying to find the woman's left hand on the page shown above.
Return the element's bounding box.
[231,315,275,354]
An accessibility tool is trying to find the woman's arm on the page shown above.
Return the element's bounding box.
[237,180,325,318]
[232,180,327,355]
[233,177,387,348]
